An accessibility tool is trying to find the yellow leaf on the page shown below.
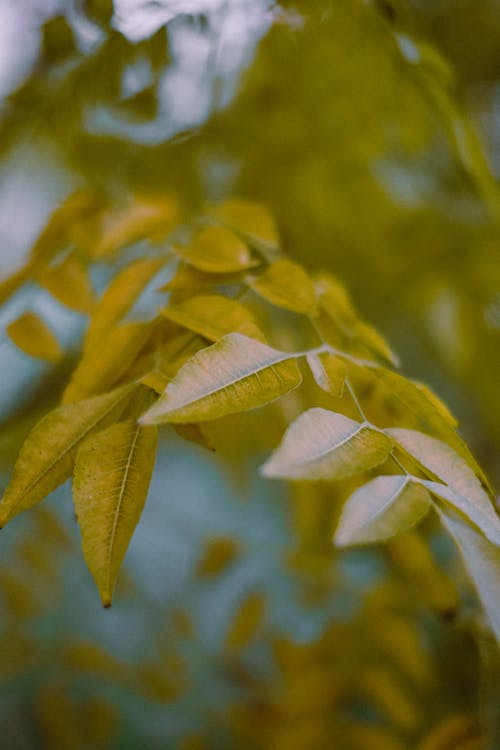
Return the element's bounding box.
[261,409,394,480]
[63,321,153,403]
[84,256,165,351]
[196,536,241,576]
[0,384,135,526]
[225,592,266,650]
[358,666,421,731]
[7,311,63,362]
[73,419,158,607]
[38,252,95,313]
[417,714,485,750]
[248,259,317,315]
[306,352,346,397]
[212,199,280,251]
[172,225,258,273]
[93,195,180,257]
[140,333,302,424]
[161,294,264,342]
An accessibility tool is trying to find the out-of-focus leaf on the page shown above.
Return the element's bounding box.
[335,475,431,546]
[73,419,158,607]
[225,592,266,650]
[172,226,258,273]
[358,666,422,731]
[38,252,95,313]
[307,352,346,397]
[416,714,485,750]
[0,385,135,526]
[140,333,301,424]
[196,537,241,576]
[388,428,500,541]
[161,294,264,341]
[7,312,63,362]
[261,409,393,480]
[212,199,280,252]
[247,259,317,315]
[64,321,153,403]
[92,195,180,257]
[84,256,165,351]
[436,504,500,644]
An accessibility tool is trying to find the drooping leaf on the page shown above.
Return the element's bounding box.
[335,475,431,546]
[387,428,500,541]
[63,321,153,403]
[436,504,500,644]
[261,408,393,480]
[84,256,165,351]
[247,259,317,315]
[212,199,280,252]
[307,352,346,398]
[0,385,135,526]
[7,312,63,362]
[372,370,492,494]
[73,419,158,607]
[140,333,301,424]
[172,226,258,273]
[160,294,264,342]
[38,252,95,314]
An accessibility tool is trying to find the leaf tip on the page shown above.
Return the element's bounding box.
[101,593,113,609]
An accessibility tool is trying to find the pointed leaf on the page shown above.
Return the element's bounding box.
[247,260,317,315]
[307,352,346,398]
[335,475,431,546]
[7,312,63,362]
[140,333,301,424]
[212,199,280,251]
[63,321,152,403]
[436,504,500,644]
[419,479,500,545]
[387,428,500,541]
[84,257,164,351]
[0,385,135,526]
[172,226,258,273]
[73,420,158,607]
[160,294,264,342]
[38,253,95,314]
[261,408,393,480]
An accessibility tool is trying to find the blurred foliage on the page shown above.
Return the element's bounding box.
[0,0,499,748]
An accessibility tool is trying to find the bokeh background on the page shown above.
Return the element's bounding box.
[0,1,499,748]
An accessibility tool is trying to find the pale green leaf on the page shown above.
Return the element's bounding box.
[261,408,393,480]
[73,420,158,607]
[84,256,165,351]
[247,260,317,315]
[419,479,500,545]
[387,428,500,541]
[0,385,135,526]
[307,352,346,398]
[171,226,258,273]
[140,333,301,424]
[335,475,431,546]
[436,504,500,644]
[160,294,264,342]
[7,312,63,362]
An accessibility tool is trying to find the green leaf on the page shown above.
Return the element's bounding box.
[7,312,63,362]
[0,385,135,526]
[172,226,258,273]
[247,260,317,315]
[84,256,165,352]
[335,475,431,546]
[38,252,95,314]
[160,294,264,342]
[387,428,500,542]
[307,352,346,398]
[73,420,158,607]
[261,409,394,480]
[140,333,301,424]
[212,199,280,252]
[436,504,500,644]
